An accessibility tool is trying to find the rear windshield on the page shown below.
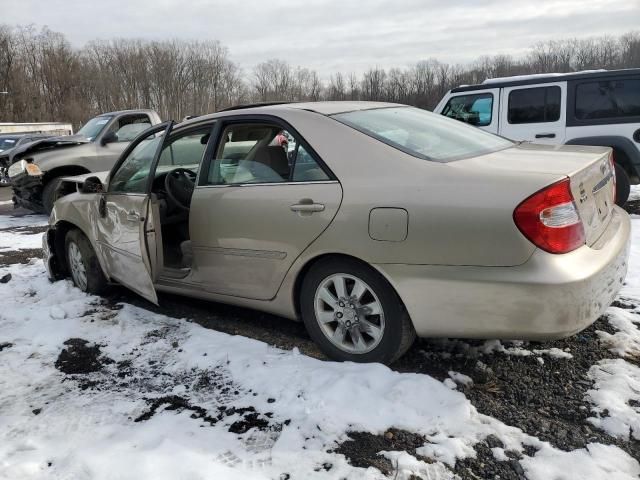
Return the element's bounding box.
[333,107,512,162]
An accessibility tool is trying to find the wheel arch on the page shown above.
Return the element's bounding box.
[291,252,410,321]
[43,165,91,184]
[51,219,109,281]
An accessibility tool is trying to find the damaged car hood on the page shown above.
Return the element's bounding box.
[8,134,90,162]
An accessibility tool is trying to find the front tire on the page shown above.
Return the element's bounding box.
[42,177,64,214]
[65,229,108,294]
[300,258,415,364]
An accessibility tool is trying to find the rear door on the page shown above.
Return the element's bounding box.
[499,82,566,144]
[189,119,342,300]
[95,122,173,303]
[438,89,500,134]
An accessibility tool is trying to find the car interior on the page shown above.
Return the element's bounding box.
[208,124,329,186]
[127,122,330,274]
[150,129,210,271]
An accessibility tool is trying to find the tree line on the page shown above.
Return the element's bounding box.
[0,25,639,128]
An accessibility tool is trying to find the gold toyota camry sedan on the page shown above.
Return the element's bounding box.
[42,102,630,364]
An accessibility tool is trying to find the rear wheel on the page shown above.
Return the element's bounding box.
[614,163,630,207]
[65,229,108,294]
[300,258,415,364]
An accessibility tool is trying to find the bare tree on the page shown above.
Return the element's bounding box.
[0,24,638,126]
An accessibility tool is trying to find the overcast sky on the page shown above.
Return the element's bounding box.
[3,0,640,77]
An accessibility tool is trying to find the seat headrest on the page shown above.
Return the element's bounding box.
[253,146,290,179]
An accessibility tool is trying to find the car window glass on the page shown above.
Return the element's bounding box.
[292,145,330,181]
[208,124,292,185]
[77,116,112,140]
[0,137,18,150]
[508,86,561,124]
[575,79,640,120]
[108,114,152,142]
[333,107,512,162]
[109,132,162,193]
[157,128,210,175]
[441,93,493,126]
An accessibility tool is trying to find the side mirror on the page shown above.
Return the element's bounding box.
[81,176,104,194]
[100,131,118,146]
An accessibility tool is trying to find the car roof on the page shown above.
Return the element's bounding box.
[451,67,640,93]
[177,101,403,129]
[98,109,158,117]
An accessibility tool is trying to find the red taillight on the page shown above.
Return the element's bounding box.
[513,178,585,254]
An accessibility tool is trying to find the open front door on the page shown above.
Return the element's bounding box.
[96,122,174,304]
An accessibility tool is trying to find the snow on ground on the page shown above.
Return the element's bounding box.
[0,214,48,252]
[0,212,639,479]
[628,185,640,202]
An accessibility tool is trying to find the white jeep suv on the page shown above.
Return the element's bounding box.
[434,68,640,205]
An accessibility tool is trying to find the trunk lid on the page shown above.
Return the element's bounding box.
[457,142,615,247]
[569,151,615,247]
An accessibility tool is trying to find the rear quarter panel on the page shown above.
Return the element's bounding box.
[274,108,558,268]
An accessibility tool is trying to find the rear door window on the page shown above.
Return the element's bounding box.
[206,123,330,185]
[575,79,640,120]
[441,93,493,126]
[508,86,561,124]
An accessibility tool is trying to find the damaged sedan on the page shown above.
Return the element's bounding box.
[43,102,630,364]
[9,109,161,213]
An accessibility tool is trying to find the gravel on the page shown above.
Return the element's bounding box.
[3,220,639,478]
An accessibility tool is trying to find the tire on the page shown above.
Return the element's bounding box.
[65,229,108,294]
[42,177,64,214]
[614,163,630,207]
[300,258,416,364]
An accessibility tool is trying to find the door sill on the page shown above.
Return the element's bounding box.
[158,266,191,281]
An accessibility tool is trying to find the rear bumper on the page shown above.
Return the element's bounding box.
[375,207,630,340]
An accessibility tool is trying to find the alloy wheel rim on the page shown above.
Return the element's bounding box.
[314,273,385,354]
[68,241,88,291]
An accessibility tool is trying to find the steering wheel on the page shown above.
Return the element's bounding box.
[164,168,196,211]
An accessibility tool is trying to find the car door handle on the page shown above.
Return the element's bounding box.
[126,210,140,222]
[535,133,556,139]
[290,200,325,213]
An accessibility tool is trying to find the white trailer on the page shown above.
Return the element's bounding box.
[0,122,73,136]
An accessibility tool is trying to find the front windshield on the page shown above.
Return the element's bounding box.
[76,116,113,141]
[333,107,513,162]
[0,136,19,152]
